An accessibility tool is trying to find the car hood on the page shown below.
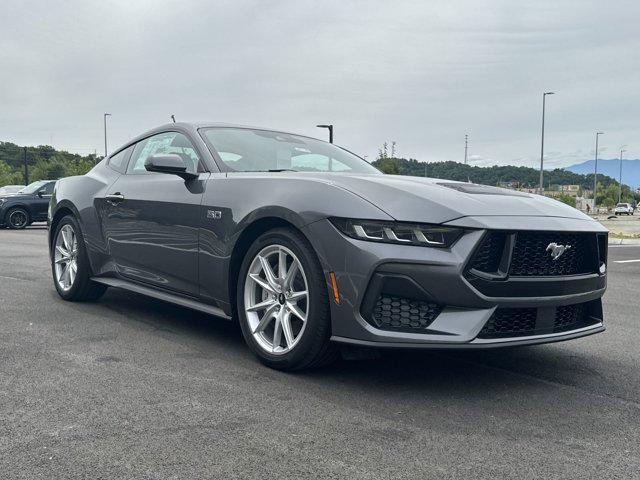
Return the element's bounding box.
[1,193,32,201]
[316,174,594,225]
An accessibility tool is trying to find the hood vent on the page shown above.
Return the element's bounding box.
[437,182,529,197]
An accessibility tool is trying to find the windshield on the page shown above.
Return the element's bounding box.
[617,203,628,208]
[201,127,380,174]
[18,181,48,194]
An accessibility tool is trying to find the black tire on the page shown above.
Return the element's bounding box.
[6,207,29,229]
[236,227,338,371]
[51,215,107,301]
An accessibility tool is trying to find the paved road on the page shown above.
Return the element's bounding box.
[1,227,639,479]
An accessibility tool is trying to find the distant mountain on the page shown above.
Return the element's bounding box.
[565,159,640,190]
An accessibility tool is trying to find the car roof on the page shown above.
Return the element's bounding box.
[118,122,324,150]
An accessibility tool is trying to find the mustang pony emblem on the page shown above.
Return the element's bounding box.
[546,242,571,260]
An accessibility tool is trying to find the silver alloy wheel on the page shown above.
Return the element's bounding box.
[54,224,79,292]
[244,244,309,355]
[9,210,28,228]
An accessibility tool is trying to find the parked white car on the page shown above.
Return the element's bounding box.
[614,203,634,215]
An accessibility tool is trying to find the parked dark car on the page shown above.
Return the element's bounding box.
[48,123,607,370]
[0,180,56,229]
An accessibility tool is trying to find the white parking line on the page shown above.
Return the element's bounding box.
[613,259,640,263]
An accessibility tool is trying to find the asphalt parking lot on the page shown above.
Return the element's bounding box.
[1,226,639,479]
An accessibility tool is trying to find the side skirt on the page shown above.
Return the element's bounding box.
[91,277,232,320]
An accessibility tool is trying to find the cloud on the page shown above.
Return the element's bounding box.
[1,0,638,167]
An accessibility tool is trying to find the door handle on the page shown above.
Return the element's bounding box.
[105,193,125,205]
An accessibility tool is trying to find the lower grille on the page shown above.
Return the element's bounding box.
[478,303,598,339]
[554,303,589,333]
[478,308,537,338]
[370,294,441,332]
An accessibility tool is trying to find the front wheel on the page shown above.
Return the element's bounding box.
[6,207,29,229]
[236,228,338,370]
[52,215,107,301]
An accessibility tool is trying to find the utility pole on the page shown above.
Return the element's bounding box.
[464,134,468,164]
[618,146,627,203]
[593,132,604,211]
[316,124,333,143]
[23,147,29,185]
[104,113,111,157]
[539,92,555,193]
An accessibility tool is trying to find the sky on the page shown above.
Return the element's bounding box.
[1,0,639,168]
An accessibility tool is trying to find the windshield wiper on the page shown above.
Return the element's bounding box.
[267,169,298,172]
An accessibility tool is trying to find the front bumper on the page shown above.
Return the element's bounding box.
[304,217,607,349]
[0,203,9,226]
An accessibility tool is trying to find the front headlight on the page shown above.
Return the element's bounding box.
[0,198,6,206]
[329,217,463,248]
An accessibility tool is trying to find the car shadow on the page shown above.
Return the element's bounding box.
[89,287,621,406]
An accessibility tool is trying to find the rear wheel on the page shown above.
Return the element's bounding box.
[6,207,29,229]
[52,215,107,301]
[236,228,338,370]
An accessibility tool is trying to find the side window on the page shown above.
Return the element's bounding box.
[126,132,200,175]
[108,145,134,173]
[43,181,55,195]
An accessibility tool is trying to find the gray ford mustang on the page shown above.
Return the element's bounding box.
[48,122,608,370]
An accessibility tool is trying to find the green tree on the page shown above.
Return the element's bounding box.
[554,194,577,208]
[376,158,400,174]
[0,142,99,187]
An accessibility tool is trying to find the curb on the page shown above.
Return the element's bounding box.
[608,238,640,246]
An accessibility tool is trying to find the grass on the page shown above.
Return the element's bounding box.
[608,232,640,239]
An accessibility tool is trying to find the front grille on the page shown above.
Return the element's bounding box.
[370,294,441,332]
[478,302,599,339]
[509,232,596,276]
[467,231,598,278]
[478,308,537,338]
[470,232,506,273]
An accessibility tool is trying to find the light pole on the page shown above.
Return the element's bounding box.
[539,92,554,193]
[464,134,468,164]
[316,124,333,143]
[593,132,604,211]
[23,146,29,185]
[103,113,111,157]
[618,145,627,203]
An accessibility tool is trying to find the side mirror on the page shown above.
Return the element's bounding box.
[37,189,46,197]
[145,154,198,180]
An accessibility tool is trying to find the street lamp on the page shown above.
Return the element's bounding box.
[317,124,333,143]
[23,146,29,185]
[464,134,469,164]
[593,132,604,211]
[618,145,627,203]
[103,113,111,157]
[539,92,554,193]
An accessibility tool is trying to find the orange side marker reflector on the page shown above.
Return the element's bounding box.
[329,272,340,304]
